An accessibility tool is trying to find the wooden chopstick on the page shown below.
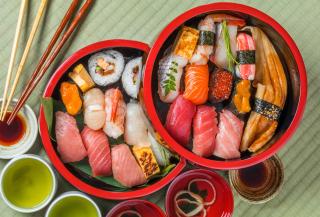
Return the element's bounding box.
[0,0,28,120]
[1,0,48,121]
[8,0,80,121]
[7,0,94,124]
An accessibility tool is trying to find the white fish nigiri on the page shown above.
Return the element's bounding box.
[158,54,188,103]
[103,88,126,139]
[121,57,142,98]
[83,88,106,130]
[124,101,150,147]
[190,15,215,65]
[88,50,124,86]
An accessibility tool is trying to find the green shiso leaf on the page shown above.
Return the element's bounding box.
[41,97,53,135]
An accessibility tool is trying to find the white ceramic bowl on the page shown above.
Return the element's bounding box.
[0,98,38,159]
[45,191,102,217]
[0,154,57,213]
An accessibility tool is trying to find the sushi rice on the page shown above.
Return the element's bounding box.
[121,57,143,98]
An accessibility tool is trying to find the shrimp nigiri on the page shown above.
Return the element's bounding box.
[103,88,126,139]
[183,64,209,105]
[83,88,106,130]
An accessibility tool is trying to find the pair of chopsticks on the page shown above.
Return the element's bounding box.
[5,0,93,125]
[0,0,47,121]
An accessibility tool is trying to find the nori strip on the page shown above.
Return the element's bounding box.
[198,30,214,45]
[237,50,255,64]
[254,98,282,120]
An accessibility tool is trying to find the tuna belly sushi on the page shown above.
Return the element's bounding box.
[88,50,124,86]
[111,144,147,187]
[124,101,150,147]
[165,95,196,146]
[103,88,126,139]
[83,88,106,130]
[192,105,218,157]
[81,127,112,177]
[213,109,244,159]
[55,111,87,163]
[121,57,142,98]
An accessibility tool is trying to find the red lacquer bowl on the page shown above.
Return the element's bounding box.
[143,3,307,169]
[106,200,166,217]
[39,39,186,200]
[166,169,234,217]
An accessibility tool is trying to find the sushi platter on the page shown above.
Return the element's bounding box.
[0,1,309,217]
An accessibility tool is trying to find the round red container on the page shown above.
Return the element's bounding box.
[106,199,166,217]
[143,3,307,169]
[166,169,234,217]
[39,39,186,200]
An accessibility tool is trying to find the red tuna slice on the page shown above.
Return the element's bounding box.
[192,105,218,157]
[81,126,112,177]
[55,111,87,163]
[111,144,147,187]
[213,109,244,159]
[165,95,196,146]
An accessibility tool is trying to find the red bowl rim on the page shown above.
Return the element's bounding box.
[143,2,308,169]
[39,39,186,200]
[165,169,234,216]
[106,199,166,217]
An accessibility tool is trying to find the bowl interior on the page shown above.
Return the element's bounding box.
[150,10,301,165]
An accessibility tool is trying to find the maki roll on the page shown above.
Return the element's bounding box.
[121,57,142,98]
[88,50,124,86]
[209,69,233,103]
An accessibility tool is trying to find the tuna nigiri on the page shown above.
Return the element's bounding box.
[111,144,147,187]
[83,88,106,130]
[165,95,196,146]
[103,88,126,139]
[81,127,112,177]
[183,64,209,105]
[124,102,150,147]
[235,33,256,80]
[213,110,244,159]
[55,111,87,163]
[193,106,218,157]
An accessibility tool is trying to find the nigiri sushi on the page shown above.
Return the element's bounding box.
[232,80,251,114]
[235,33,256,80]
[55,111,87,163]
[121,57,142,98]
[60,82,82,116]
[111,144,147,187]
[183,64,209,105]
[103,88,126,139]
[124,102,150,147]
[83,88,106,130]
[190,15,215,65]
[81,127,112,177]
[209,68,233,103]
[213,109,244,159]
[165,95,196,146]
[88,50,124,86]
[172,26,199,60]
[193,106,218,157]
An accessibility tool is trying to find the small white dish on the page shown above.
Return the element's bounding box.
[0,154,57,213]
[45,191,102,217]
[0,98,38,159]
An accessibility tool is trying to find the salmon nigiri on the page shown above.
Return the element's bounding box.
[183,64,209,105]
[103,88,126,139]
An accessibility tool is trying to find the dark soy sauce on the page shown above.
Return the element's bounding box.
[0,112,26,146]
[238,162,267,188]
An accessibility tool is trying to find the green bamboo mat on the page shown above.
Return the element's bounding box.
[0,0,319,216]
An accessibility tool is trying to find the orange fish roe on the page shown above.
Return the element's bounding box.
[209,69,233,103]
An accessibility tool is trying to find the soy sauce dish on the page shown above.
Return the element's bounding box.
[143,2,307,169]
[39,39,186,200]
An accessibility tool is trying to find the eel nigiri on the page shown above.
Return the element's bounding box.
[121,57,142,98]
[81,127,112,177]
[190,15,215,65]
[103,88,126,139]
[165,95,196,146]
[55,111,87,163]
[235,33,256,80]
[213,109,244,159]
[193,105,218,157]
[209,68,233,103]
[111,144,147,187]
[83,88,106,130]
[124,102,150,147]
[183,64,209,105]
